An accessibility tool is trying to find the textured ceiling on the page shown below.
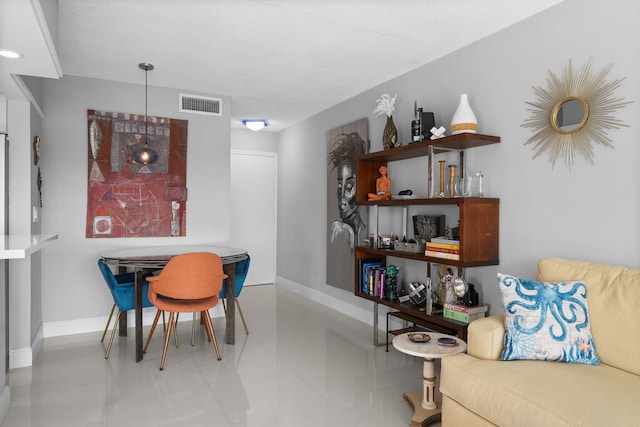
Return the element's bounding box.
[2,0,565,131]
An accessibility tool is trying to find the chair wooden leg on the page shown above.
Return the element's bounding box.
[190,311,214,345]
[105,310,121,359]
[236,300,249,335]
[174,313,180,348]
[101,304,116,343]
[160,312,175,370]
[202,310,221,360]
[222,298,248,335]
[161,311,179,347]
[203,312,213,342]
[144,309,162,354]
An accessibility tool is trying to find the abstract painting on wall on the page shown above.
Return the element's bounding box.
[326,118,369,291]
[86,109,188,238]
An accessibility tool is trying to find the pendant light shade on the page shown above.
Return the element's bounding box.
[133,62,159,165]
[132,143,159,164]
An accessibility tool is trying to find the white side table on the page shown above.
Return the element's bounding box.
[393,332,467,426]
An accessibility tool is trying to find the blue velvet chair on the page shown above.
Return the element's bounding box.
[218,254,251,335]
[98,258,153,358]
[185,254,252,346]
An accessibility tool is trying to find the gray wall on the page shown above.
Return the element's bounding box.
[7,98,41,358]
[29,100,43,346]
[30,0,640,333]
[276,0,640,317]
[41,76,231,323]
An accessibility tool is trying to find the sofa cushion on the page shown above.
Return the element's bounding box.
[498,273,600,365]
[537,258,640,375]
[440,353,640,426]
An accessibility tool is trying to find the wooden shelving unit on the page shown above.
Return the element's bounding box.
[355,197,498,267]
[353,133,500,345]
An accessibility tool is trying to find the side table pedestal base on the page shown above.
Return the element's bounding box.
[402,392,441,427]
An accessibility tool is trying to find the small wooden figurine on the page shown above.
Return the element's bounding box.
[368,165,391,201]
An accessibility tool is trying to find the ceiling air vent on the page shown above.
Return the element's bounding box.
[179,94,222,116]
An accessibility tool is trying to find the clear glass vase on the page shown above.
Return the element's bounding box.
[465,171,484,197]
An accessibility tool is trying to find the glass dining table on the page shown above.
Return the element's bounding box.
[101,245,248,362]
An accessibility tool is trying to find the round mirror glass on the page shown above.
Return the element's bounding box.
[551,98,589,134]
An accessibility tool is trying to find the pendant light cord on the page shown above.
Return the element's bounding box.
[144,67,148,148]
[134,62,157,165]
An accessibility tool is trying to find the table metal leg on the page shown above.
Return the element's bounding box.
[373,302,379,347]
[119,311,127,336]
[135,269,143,362]
[386,311,390,352]
[223,264,236,345]
[118,266,128,336]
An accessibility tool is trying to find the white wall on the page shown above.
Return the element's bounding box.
[231,128,278,152]
[40,76,231,324]
[276,0,640,319]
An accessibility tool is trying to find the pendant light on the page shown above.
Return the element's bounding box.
[133,63,159,165]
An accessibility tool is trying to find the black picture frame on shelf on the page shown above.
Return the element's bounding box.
[421,112,436,140]
[413,214,445,242]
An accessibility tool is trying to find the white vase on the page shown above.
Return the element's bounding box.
[450,94,478,135]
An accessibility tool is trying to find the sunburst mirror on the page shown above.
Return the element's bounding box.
[522,59,631,170]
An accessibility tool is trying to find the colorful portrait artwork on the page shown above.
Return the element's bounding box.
[86,109,188,238]
[326,118,369,291]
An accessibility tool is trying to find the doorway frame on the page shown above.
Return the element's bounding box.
[230,149,277,285]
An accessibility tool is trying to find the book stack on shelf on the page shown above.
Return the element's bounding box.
[425,237,460,260]
[443,303,488,324]
[358,260,402,299]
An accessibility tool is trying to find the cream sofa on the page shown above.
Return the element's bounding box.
[440,258,640,426]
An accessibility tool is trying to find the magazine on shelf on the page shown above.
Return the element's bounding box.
[430,236,460,245]
[444,303,488,314]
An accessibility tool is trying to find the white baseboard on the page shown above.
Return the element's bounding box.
[275,276,392,332]
[31,324,43,361]
[38,281,395,354]
[9,347,32,369]
[0,386,9,426]
[43,305,226,339]
[9,324,44,369]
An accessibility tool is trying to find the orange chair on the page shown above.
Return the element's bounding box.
[144,252,227,370]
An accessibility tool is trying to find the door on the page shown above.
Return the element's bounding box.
[230,150,277,285]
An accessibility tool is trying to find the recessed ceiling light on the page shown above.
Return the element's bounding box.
[0,49,22,59]
[242,119,269,131]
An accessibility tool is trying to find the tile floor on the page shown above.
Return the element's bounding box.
[2,284,444,427]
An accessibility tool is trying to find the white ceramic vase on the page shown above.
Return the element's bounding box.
[450,94,478,135]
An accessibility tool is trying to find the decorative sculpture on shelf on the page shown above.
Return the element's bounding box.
[385,265,399,301]
[430,126,446,140]
[373,93,399,150]
[441,270,455,304]
[368,165,391,201]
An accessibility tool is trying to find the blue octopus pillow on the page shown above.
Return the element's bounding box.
[498,273,600,365]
